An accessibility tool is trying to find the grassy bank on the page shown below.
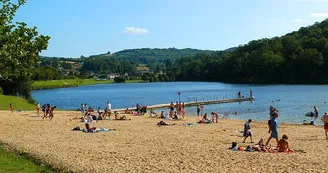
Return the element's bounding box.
[0,94,35,111]
[0,145,55,173]
[31,79,144,90]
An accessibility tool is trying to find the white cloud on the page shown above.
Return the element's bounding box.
[281,20,287,24]
[311,13,328,18]
[123,26,149,35]
[291,19,304,23]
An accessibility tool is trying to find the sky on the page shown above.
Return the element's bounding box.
[13,0,328,57]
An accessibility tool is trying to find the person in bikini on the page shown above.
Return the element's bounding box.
[114,111,130,120]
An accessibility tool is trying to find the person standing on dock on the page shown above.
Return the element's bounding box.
[237,91,241,98]
[250,90,253,98]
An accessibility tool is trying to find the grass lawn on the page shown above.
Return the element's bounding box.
[0,94,35,111]
[31,79,144,90]
[0,145,55,173]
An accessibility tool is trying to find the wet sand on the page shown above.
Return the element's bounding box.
[0,110,328,173]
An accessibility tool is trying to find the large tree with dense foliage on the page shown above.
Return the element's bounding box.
[0,0,50,100]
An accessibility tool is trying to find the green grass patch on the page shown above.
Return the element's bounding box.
[31,79,144,90]
[0,145,56,173]
[0,94,35,111]
[31,79,114,90]
[126,79,144,83]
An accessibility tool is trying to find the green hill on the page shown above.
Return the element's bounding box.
[90,48,216,61]
[173,19,328,84]
[0,94,35,110]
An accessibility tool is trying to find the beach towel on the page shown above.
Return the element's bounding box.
[184,123,196,127]
[97,128,116,132]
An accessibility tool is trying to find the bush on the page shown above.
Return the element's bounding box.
[114,76,126,83]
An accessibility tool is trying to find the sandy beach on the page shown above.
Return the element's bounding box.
[0,110,328,173]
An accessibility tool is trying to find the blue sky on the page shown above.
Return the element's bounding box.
[14,0,328,57]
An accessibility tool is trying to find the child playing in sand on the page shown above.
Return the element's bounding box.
[266,113,279,146]
[277,134,293,152]
[9,103,13,113]
[243,119,253,143]
[321,112,328,140]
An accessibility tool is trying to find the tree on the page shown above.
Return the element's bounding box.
[62,61,73,69]
[0,0,50,100]
[114,76,126,83]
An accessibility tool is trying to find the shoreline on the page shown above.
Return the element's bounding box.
[1,110,328,172]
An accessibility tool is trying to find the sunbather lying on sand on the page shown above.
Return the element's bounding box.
[197,114,211,124]
[84,123,116,133]
[114,111,130,120]
[231,138,295,153]
[125,108,133,114]
[157,120,176,126]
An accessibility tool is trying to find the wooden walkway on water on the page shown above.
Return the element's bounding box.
[114,97,255,111]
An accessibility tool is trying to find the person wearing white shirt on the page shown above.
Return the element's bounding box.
[105,101,112,119]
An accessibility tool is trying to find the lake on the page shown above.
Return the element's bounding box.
[32,82,328,124]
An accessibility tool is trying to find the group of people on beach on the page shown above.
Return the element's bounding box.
[40,103,56,120]
[78,101,130,121]
[9,102,56,120]
[235,106,294,153]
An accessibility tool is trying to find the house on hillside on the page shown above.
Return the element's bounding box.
[88,71,95,77]
[140,70,152,75]
[107,73,120,79]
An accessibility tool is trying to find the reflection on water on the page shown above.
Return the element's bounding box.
[32,82,328,124]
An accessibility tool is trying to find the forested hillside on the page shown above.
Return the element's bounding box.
[39,48,216,79]
[90,48,215,63]
[171,19,328,84]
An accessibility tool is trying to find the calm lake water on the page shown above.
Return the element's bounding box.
[32,82,328,124]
